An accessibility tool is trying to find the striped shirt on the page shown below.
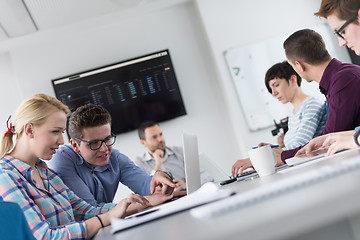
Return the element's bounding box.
[283,96,327,150]
[0,155,115,240]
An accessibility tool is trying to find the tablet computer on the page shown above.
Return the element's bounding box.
[285,147,329,166]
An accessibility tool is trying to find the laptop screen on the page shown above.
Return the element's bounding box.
[182,133,201,194]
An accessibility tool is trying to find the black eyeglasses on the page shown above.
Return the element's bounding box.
[334,17,357,40]
[75,133,116,150]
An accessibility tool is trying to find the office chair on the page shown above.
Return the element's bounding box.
[0,200,35,240]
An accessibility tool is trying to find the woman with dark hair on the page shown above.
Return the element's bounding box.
[264,61,327,150]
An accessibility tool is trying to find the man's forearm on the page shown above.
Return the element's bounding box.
[281,146,302,162]
[154,161,162,171]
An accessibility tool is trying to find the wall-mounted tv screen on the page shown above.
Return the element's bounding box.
[52,49,186,135]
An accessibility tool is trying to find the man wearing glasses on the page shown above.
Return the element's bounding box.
[49,103,175,207]
[292,0,360,156]
[232,29,360,176]
[316,0,360,55]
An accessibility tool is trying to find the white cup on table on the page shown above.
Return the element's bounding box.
[248,145,277,177]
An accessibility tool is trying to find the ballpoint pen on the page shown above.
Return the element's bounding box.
[252,145,279,149]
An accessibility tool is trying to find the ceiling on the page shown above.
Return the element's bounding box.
[0,0,162,42]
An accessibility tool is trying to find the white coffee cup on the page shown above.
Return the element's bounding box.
[248,145,277,177]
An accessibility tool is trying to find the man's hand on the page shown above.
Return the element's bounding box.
[231,158,253,177]
[277,134,285,148]
[144,193,174,207]
[152,149,165,171]
[323,130,357,156]
[150,170,176,195]
[173,179,186,191]
[295,135,328,156]
[173,189,187,198]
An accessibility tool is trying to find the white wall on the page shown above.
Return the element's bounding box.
[0,53,22,127]
[0,0,351,177]
[0,1,238,174]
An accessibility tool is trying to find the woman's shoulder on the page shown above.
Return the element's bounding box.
[302,96,324,108]
[0,158,22,182]
[0,156,21,172]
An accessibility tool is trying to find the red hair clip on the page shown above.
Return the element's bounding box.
[5,115,13,137]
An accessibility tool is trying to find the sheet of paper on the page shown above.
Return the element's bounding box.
[111,182,233,233]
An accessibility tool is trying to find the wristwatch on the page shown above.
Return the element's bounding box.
[354,126,360,147]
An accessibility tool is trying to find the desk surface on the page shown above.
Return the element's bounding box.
[95,149,360,240]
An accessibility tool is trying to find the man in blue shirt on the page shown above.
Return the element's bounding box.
[49,103,175,207]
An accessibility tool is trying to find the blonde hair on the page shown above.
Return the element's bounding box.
[0,93,70,158]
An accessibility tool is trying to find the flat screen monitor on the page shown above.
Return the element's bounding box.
[52,49,186,134]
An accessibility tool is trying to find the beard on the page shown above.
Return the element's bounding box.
[150,141,165,152]
[158,141,166,150]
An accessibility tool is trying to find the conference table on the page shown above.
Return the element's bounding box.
[95,148,360,240]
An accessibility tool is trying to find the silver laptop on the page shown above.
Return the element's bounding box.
[182,132,202,194]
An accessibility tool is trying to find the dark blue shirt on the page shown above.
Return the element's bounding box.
[49,144,152,206]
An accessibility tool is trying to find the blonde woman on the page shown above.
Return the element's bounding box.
[0,93,151,239]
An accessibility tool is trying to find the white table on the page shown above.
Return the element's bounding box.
[95,149,360,240]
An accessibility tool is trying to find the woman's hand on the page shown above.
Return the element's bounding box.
[107,193,149,219]
[277,134,285,148]
[231,158,253,178]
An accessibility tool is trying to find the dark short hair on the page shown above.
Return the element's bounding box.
[265,61,302,94]
[315,0,360,22]
[138,121,159,140]
[68,103,112,139]
[283,29,332,65]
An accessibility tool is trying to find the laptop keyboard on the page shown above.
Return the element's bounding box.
[240,169,256,176]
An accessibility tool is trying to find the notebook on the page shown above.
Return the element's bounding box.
[182,132,202,194]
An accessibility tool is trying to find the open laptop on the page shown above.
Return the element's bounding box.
[124,133,204,219]
[182,132,202,194]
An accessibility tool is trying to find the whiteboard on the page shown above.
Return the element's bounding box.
[224,24,351,131]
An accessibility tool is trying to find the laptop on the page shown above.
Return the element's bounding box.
[124,133,203,219]
[182,132,202,194]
